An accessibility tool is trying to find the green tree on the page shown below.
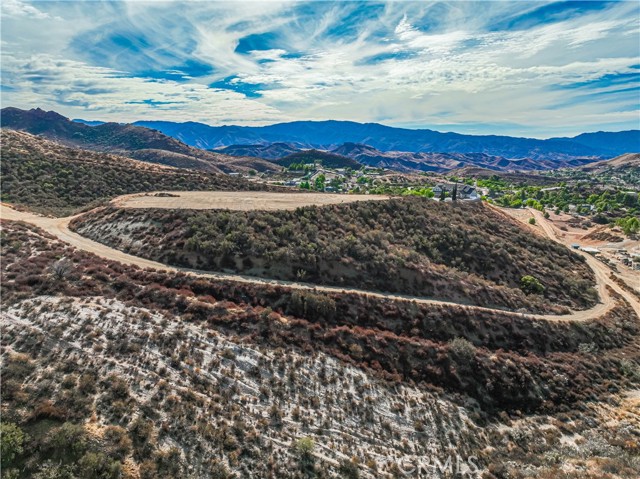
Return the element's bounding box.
[617,216,639,236]
[314,174,326,191]
[528,217,536,225]
[294,437,315,458]
[520,275,545,295]
[294,437,316,474]
[1,423,25,467]
[330,177,342,188]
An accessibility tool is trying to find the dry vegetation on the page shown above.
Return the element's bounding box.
[70,198,596,313]
[0,130,271,216]
[2,219,640,478]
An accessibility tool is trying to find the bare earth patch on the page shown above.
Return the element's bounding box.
[114,191,390,211]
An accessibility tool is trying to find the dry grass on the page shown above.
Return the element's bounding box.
[114,191,390,211]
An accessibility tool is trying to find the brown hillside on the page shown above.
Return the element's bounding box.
[0,129,271,216]
[0,107,281,173]
[70,198,597,313]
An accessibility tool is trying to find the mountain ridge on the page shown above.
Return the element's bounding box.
[5,107,638,173]
[1,107,281,174]
[211,141,598,172]
[130,118,639,160]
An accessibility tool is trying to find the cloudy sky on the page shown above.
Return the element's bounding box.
[1,0,638,137]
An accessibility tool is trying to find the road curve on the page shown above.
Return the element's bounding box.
[528,207,640,319]
[1,202,636,322]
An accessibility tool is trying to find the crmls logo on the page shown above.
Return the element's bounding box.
[396,455,480,477]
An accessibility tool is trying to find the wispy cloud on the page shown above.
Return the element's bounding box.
[1,0,53,19]
[1,1,638,137]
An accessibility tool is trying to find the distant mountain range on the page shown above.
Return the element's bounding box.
[131,119,639,160]
[3,107,639,174]
[330,143,599,172]
[1,107,280,174]
[215,141,596,172]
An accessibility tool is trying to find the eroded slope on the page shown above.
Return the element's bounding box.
[2,220,639,478]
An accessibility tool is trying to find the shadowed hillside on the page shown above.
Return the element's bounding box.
[275,149,362,169]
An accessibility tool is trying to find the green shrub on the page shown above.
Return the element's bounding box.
[520,275,545,295]
[338,459,360,478]
[448,337,477,364]
[1,422,25,467]
[77,452,121,479]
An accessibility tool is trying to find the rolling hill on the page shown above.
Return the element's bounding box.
[275,149,362,169]
[1,107,281,174]
[69,198,597,314]
[4,217,638,478]
[0,129,270,216]
[576,153,640,172]
[331,143,597,172]
[213,142,301,159]
[216,141,598,173]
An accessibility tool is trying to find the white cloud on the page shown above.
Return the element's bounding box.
[2,52,285,124]
[1,0,51,19]
[1,0,638,136]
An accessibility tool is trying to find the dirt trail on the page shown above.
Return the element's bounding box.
[528,207,640,319]
[1,201,637,322]
[113,191,390,211]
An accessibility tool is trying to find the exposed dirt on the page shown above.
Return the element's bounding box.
[113,191,390,211]
[528,207,640,319]
[495,206,545,236]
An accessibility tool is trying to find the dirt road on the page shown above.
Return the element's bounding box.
[528,207,640,318]
[1,201,636,322]
[114,191,390,211]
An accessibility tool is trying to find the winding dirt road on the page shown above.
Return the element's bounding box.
[1,201,638,322]
[528,207,640,318]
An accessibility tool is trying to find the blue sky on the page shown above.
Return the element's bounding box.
[1,0,639,137]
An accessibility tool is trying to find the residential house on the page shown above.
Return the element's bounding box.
[309,169,342,183]
[432,183,479,200]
